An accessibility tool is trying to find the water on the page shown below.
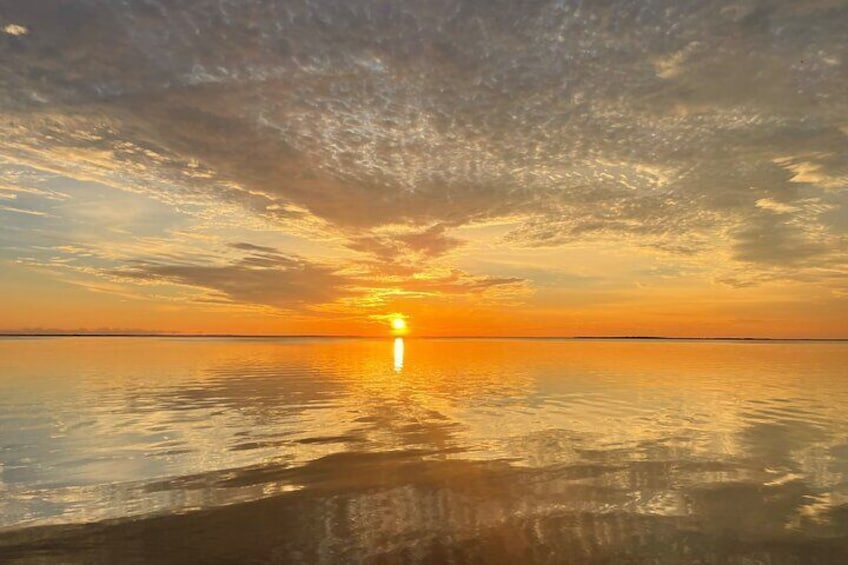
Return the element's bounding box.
[1,337,847,563]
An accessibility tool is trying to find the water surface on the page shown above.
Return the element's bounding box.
[1,337,847,563]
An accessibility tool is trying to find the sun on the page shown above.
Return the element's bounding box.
[390,316,407,334]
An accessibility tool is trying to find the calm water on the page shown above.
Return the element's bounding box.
[1,337,847,563]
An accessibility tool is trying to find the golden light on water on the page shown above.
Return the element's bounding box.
[393,337,404,373]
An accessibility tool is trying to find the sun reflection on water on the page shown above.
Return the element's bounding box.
[393,337,404,373]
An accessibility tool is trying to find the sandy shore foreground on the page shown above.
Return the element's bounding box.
[3,449,847,564]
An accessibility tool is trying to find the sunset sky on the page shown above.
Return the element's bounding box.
[1,1,846,337]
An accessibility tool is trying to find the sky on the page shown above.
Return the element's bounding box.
[0,0,846,338]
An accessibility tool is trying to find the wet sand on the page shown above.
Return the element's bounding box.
[3,449,848,564]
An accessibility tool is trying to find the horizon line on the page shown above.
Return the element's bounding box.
[1,332,846,342]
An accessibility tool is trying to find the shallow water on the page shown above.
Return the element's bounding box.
[1,337,847,563]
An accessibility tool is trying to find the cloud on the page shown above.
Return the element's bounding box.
[774,155,848,191]
[731,212,829,266]
[0,204,50,217]
[113,247,360,310]
[2,24,27,36]
[0,0,846,311]
[755,198,800,214]
[102,241,525,312]
[347,224,464,261]
[401,269,526,297]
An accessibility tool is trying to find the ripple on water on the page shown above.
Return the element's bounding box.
[0,338,847,562]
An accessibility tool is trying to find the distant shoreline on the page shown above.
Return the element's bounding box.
[0,333,846,342]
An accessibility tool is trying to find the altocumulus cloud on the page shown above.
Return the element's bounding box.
[0,0,846,308]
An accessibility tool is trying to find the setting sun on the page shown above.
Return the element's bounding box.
[390,316,407,334]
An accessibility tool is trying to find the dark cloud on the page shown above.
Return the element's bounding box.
[398,224,465,257]
[731,211,830,266]
[108,242,524,310]
[347,224,464,261]
[229,242,286,255]
[114,249,359,309]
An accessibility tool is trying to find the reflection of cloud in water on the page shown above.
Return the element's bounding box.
[1,338,848,562]
[3,449,848,563]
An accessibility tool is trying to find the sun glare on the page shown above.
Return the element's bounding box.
[390,316,407,334]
